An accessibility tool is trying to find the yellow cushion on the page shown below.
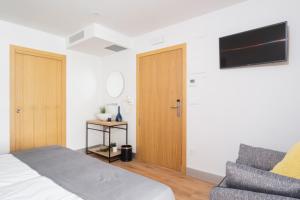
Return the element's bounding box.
[271,142,300,179]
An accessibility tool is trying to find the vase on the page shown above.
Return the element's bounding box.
[115,106,123,122]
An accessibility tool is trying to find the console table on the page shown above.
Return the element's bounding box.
[86,120,128,162]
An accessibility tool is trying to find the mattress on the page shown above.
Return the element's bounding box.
[3,146,175,200]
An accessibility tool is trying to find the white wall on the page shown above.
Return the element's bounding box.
[0,20,102,153]
[100,0,300,176]
[98,50,136,150]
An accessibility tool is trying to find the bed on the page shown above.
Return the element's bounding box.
[0,146,175,200]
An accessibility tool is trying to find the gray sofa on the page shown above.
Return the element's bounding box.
[210,144,300,200]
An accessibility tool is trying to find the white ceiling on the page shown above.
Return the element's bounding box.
[0,0,246,37]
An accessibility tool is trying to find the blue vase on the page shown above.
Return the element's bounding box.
[115,106,123,122]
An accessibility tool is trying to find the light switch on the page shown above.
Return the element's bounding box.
[126,96,134,105]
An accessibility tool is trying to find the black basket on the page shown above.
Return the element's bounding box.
[121,145,132,162]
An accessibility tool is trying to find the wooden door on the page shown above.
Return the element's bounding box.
[10,45,66,152]
[137,44,186,173]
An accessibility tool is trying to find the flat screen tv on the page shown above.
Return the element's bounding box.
[219,22,288,69]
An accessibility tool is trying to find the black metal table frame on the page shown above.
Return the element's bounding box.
[86,122,128,163]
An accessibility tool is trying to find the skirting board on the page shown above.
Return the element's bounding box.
[187,168,223,184]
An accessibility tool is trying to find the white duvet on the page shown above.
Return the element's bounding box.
[0,154,83,200]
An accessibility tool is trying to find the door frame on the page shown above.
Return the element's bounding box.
[10,45,66,152]
[136,44,187,174]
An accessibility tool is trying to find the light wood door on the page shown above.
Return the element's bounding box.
[137,44,186,173]
[10,45,66,152]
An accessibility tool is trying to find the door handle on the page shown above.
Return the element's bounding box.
[16,108,22,114]
[170,99,181,117]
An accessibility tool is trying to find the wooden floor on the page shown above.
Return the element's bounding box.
[114,160,214,200]
[87,153,214,200]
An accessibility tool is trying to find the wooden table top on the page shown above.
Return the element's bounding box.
[87,119,127,127]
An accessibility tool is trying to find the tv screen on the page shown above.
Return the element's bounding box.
[219,22,288,69]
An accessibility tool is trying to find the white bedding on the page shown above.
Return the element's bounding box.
[0,154,83,200]
[0,176,83,200]
[0,154,39,187]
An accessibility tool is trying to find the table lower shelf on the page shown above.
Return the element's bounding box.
[88,146,121,158]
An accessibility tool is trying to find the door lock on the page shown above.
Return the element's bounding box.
[170,99,181,117]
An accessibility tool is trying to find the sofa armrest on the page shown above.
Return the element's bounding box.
[210,187,299,200]
[226,162,300,199]
[236,144,285,170]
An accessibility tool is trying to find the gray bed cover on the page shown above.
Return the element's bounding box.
[13,146,174,200]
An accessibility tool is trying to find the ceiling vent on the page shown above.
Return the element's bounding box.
[105,45,127,52]
[66,24,132,57]
[69,31,85,44]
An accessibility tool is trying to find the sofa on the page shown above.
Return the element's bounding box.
[210,144,300,200]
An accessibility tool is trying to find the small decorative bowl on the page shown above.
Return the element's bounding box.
[96,113,112,121]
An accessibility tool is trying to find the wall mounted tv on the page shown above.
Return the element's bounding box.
[219,22,288,69]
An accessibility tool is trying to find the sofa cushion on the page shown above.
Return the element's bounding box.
[272,142,300,179]
[236,144,285,171]
[226,161,300,199]
[210,187,299,200]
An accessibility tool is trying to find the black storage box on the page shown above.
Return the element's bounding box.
[121,145,132,162]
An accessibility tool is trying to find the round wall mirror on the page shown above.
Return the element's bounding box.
[106,72,124,98]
